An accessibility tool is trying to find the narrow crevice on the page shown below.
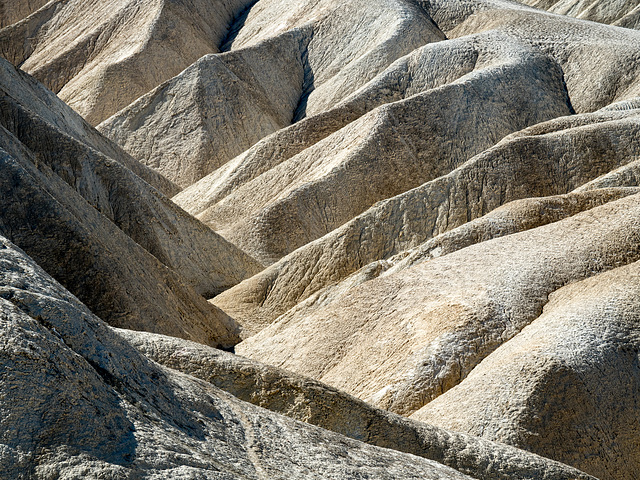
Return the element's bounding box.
[219,0,260,52]
[292,31,315,123]
[560,67,577,115]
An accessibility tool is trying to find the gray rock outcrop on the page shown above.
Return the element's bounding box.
[0,233,488,479]
[119,328,594,480]
[0,58,262,347]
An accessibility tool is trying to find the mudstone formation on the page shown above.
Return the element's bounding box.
[1,0,639,478]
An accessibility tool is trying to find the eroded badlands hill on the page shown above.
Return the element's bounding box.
[2,0,640,478]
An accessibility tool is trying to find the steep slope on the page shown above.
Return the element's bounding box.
[0,0,51,28]
[0,60,262,298]
[119,329,594,480]
[0,53,175,196]
[413,260,640,480]
[98,0,445,187]
[0,0,254,124]
[186,41,570,264]
[98,30,308,188]
[522,0,640,29]
[432,0,640,112]
[174,34,485,219]
[237,193,640,420]
[0,58,264,347]
[227,0,446,119]
[0,233,489,480]
[0,129,241,347]
[214,106,640,333]
[174,3,640,269]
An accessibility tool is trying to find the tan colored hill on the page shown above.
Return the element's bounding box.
[236,193,640,479]
[98,30,308,188]
[213,105,640,334]
[521,0,640,28]
[0,233,509,480]
[179,35,572,264]
[0,0,254,125]
[3,0,640,477]
[119,328,594,480]
[97,0,445,187]
[413,259,640,480]
[0,58,262,347]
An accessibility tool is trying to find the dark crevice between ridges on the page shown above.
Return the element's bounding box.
[561,69,577,115]
[293,29,315,123]
[413,0,449,41]
[219,0,261,52]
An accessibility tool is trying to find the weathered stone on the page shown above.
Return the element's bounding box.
[0,233,521,480]
[0,57,263,347]
[522,0,640,28]
[237,194,640,419]
[215,107,640,334]
[0,0,255,124]
[0,0,51,28]
[119,328,595,480]
[413,259,640,480]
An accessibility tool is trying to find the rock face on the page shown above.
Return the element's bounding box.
[0,0,254,124]
[180,34,572,263]
[98,30,308,188]
[0,58,262,347]
[412,260,640,480]
[0,234,490,479]
[98,0,445,188]
[0,0,50,28]
[522,0,640,28]
[120,328,594,480]
[236,194,640,412]
[3,0,640,478]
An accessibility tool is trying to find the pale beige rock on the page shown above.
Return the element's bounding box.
[191,42,571,264]
[174,35,483,218]
[0,233,485,480]
[97,0,445,187]
[0,56,176,196]
[98,30,307,188]
[0,57,263,347]
[237,194,640,418]
[215,108,640,334]
[119,328,595,480]
[3,0,640,476]
[438,1,640,112]
[0,0,254,124]
[413,260,640,480]
[228,0,446,119]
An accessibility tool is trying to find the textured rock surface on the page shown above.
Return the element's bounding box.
[237,194,640,415]
[0,0,51,28]
[0,55,176,196]
[120,328,594,480]
[215,107,640,333]
[215,187,639,335]
[186,40,571,264]
[3,0,640,477]
[522,0,640,28]
[0,234,488,480]
[98,30,308,187]
[0,58,263,347]
[0,0,254,124]
[413,260,640,480]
